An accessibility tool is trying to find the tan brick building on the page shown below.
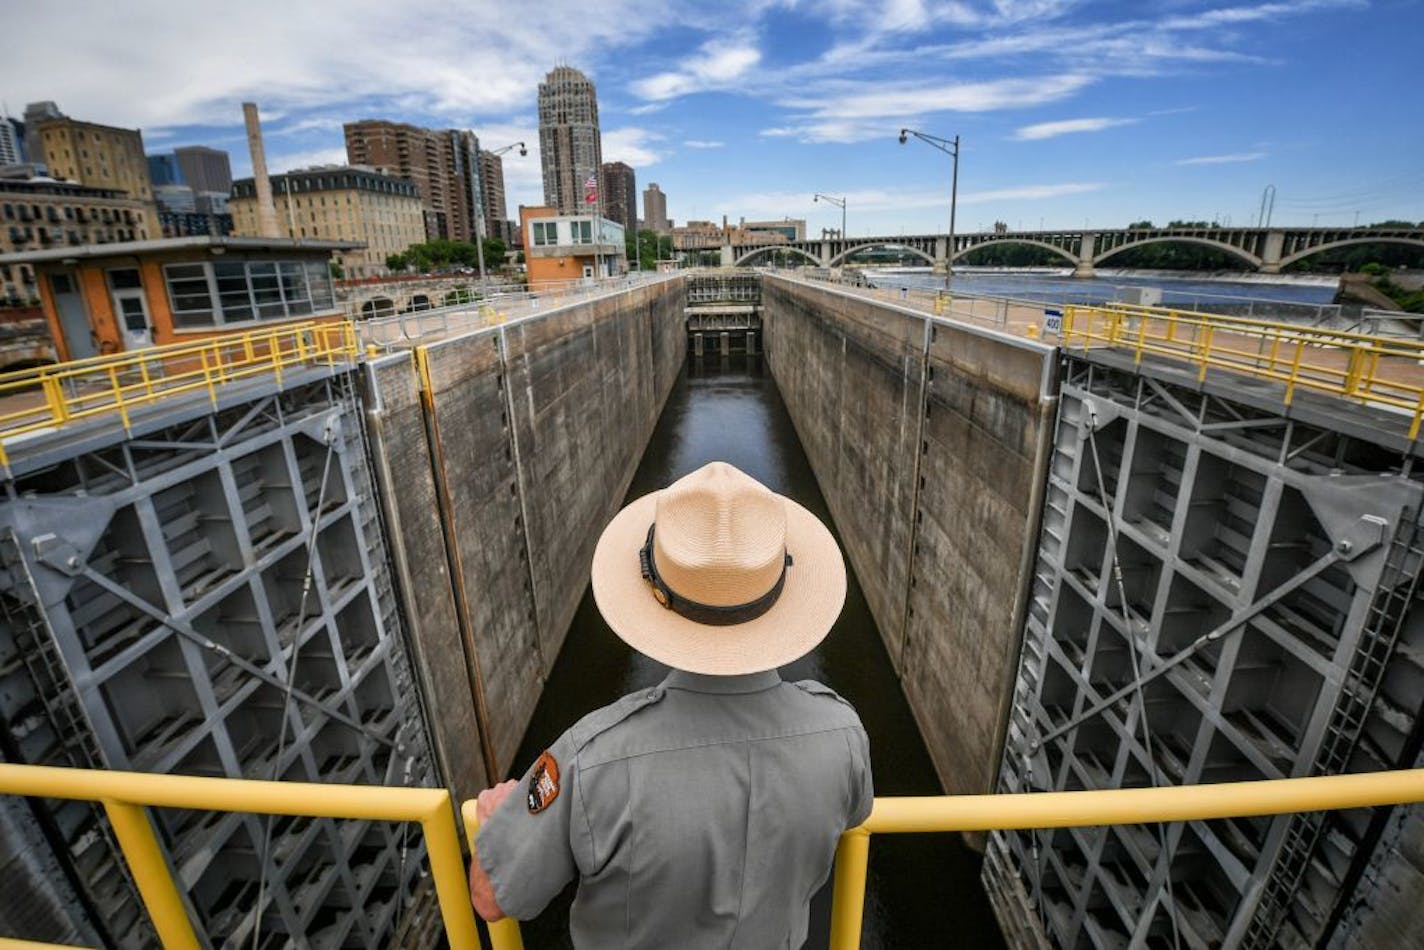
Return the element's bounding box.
[28,115,160,236]
[230,166,424,279]
[1,174,157,303]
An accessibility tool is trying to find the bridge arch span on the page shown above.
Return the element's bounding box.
[1279,235,1424,269]
[733,245,825,267]
[829,242,936,267]
[952,238,1079,267]
[1093,235,1261,269]
[359,296,397,319]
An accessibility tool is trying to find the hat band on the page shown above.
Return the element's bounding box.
[639,524,793,626]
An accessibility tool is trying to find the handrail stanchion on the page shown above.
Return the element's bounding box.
[102,799,201,950]
[422,800,483,950]
[828,826,871,950]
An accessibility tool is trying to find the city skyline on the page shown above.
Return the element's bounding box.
[4,0,1422,235]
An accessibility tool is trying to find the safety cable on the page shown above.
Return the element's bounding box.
[251,431,337,948]
[1083,403,1184,950]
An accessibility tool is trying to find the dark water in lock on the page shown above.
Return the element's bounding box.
[504,352,1004,949]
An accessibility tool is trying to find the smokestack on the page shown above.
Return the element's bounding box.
[243,102,281,238]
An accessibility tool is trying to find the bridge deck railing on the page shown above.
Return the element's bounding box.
[0,321,359,469]
[1062,303,1424,437]
[3,762,1423,949]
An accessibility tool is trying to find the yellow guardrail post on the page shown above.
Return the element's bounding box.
[101,799,201,950]
[107,366,131,433]
[423,799,483,950]
[1197,326,1215,382]
[827,827,871,950]
[41,375,70,425]
[461,800,526,950]
[1285,339,1305,405]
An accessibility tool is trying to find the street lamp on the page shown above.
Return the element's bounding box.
[474,141,527,298]
[813,193,847,260]
[899,128,959,284]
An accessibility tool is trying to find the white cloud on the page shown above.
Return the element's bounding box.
[684,140,725,149]
[3,0,676,129]
[1014,117,1136,140]
[1174,152,1267,166]
[602,127,664,166]
[266,146,349,174]
[630,36,762,101]
[955,182,1106,204]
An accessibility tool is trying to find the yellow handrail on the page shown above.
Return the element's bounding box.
[0,320,359,467]
[0,763,481,950]
[1061,304,1424,438]
[2,763,1424,948]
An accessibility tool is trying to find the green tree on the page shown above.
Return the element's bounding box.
[329,260,345,279]
[481,238,506,267]
[385,252,409,272]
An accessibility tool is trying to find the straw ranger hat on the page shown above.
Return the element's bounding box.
[591,461,847,675]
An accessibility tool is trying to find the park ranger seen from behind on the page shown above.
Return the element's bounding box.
[468,461,874,948]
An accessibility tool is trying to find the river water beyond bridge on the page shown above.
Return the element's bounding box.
[509,352,1004,948]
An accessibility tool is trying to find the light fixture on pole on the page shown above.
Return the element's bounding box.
[474,141,527,299]
[813,193,847,254]
[899,128,959,284]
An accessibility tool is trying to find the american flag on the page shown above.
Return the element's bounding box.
[584,173,598,204]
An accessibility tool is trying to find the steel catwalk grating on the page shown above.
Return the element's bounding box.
[0,370,439,948]
[987,353,1424,949]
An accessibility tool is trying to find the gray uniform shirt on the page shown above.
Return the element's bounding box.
[476,669,874,948]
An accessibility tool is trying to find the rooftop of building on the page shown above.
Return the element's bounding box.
[0,235,363,266]
[231,165,420,198]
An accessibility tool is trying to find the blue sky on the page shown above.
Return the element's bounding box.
[6,0,1421,236]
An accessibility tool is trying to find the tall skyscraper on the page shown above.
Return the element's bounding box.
[643,182,669,233]
[173,145,232,193]
[538,66,602,215]
[0,118,23,165]
[478,148,509,242]
[147,153,183,185]
[602,161,637,237]
[345,119,485,244]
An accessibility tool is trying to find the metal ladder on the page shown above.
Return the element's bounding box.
[1240,511,1424,948]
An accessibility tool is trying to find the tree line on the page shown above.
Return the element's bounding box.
[386,238,509,274]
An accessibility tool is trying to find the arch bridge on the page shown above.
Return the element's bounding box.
[725,225,1424,276]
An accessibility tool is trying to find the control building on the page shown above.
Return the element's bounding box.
[537,66,603,215]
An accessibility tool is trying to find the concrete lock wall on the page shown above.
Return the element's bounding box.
[364,279,686,785]
[762,276,1057,797]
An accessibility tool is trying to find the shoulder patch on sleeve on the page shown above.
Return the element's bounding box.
[567,685,667,751]
[526,750,560,814]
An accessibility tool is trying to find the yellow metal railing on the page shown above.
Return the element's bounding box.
[0,321,359,468]
[1060,303,1424,438]
[0,763,479,950]
[3,764,1424,948]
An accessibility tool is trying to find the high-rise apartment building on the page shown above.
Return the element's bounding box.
[230,165,425,278]
[538,66,603,215]
[448,129,483,242]
[344,119,485,244]
[0,118,24,166]
[643,182,669,233]
[478,149,509,242]
[602,161,636,238]
[174,145,233,193]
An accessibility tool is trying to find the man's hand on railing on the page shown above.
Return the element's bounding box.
[469,779,519,922]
